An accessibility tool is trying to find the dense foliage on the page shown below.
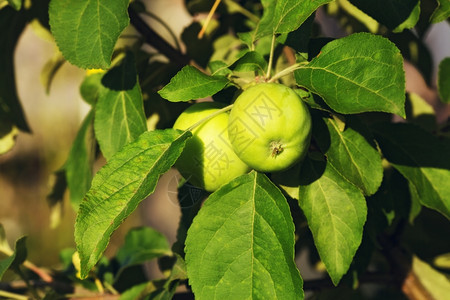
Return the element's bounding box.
[1,0,449,299]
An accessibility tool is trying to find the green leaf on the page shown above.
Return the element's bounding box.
[373,123,450,220]
[80,72,104,105]
[256,0,332,39]
[208,60,232,77]
[95,54,147,160]
[408,181,422,224]
[48,0,130,69]
[158,66,229,102]
[119,282,148,300]
[116,227,171,268]
[295,33,405,117]
[431,0,450,23]
[298,158,367,285]
[438,57,450,103]
[95,83,147,161]
[393,0,421,33]
[348,0,419,29]
[171,182,205,257]
[0,7,30,132]
[7,0,21,10]
[313,116,383,195]
[185,171,303,300]
[0,236,27,280]
[65,110,96,208]
[230,51,267,75]
[75,129,191,278]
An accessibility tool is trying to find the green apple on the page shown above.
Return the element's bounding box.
[173,102,251,192]
[228,83,311,172]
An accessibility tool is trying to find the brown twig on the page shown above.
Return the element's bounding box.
[402,270,435,300]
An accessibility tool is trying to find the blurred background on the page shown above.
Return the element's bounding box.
[0,0,449,286]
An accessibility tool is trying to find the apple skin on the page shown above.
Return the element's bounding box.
[228,83,312,172]
[173,102,251,192]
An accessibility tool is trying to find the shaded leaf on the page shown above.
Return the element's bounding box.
[181,22,213,68]
[65,110,96,208]
[116,227,171,268]
[49,0,130,69]
[348,0,418,29]
[313,116,383,195]
[185,171,303,300]
[295,33,405,117]
[0,237,27,280]
[0,7,30,132]
[393,0,421,33]
[80,71,105,105]
[95,84,147,161]
[158,66,229,102]
[388,30,433,85]
[438,57,450,103]
[94,52,147,160]
[373,123,450,219]
[208,60,232,76]
[298,158,367,285]
[230,51,267,75]
[7,0,21,10]
[75,129,191,278]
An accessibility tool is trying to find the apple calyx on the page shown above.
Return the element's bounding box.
[270,141,284,158]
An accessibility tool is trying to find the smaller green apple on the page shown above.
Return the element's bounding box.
[173,102,251,192]
[228,83,312,172]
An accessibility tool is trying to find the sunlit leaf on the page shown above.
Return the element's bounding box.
[75,129,191,278]
[65,110,96,208]
[49,0,130,69]
[430,0,450,23]
[314,116,383,195]
[0,237,27,280]
[373,123,450,219]
[299,158,367,285]
[256,0,332,39]
[158,66,229,102]
[185,171,304,299]
[393,1,421,33]
[295,33,405,117]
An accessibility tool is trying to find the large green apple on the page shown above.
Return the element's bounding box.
[173,102,251,192]
[228,83,312,172]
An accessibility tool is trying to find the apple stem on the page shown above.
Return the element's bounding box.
[268,62,308,83]
[266,34,276,79]
[187,104,234,132]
